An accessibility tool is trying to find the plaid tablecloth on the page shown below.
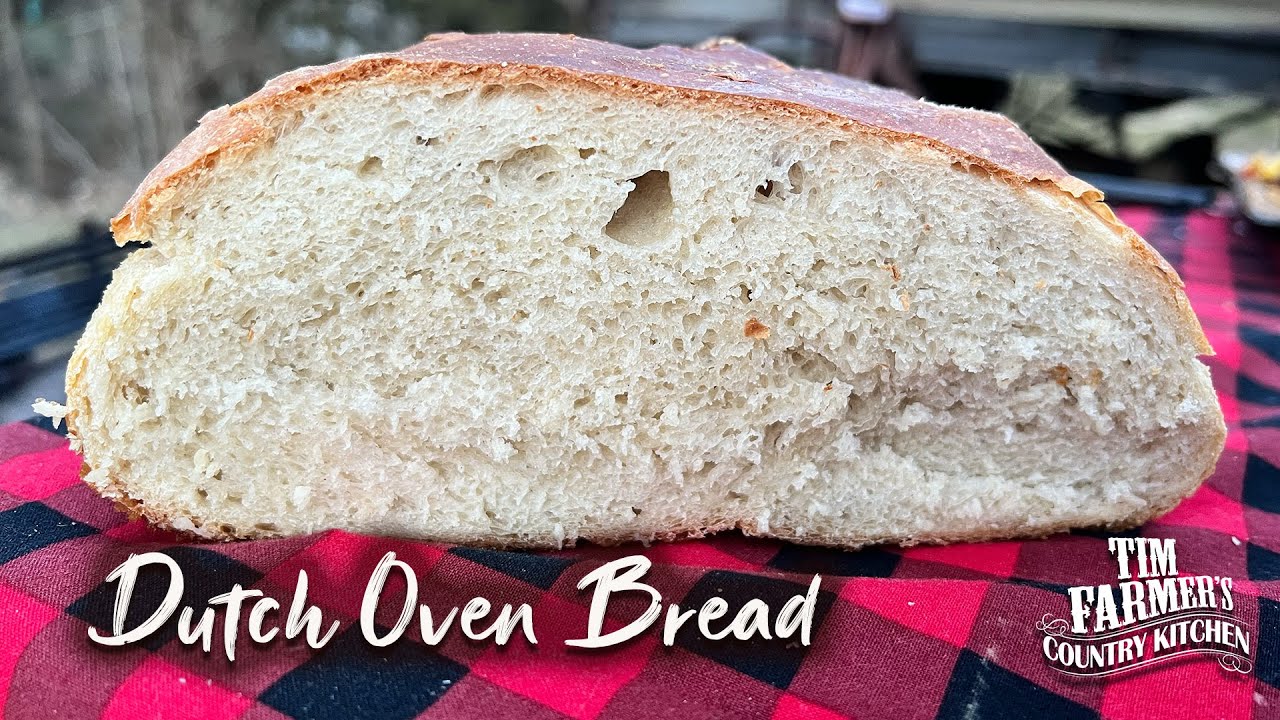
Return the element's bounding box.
[0,206,1276,720]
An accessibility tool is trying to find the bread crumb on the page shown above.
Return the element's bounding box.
[31,399,68,429]
[744,317,770,340]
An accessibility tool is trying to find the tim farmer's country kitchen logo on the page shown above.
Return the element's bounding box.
[1038,538,1253,676]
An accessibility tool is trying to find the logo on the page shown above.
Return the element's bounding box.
[1038,538,1253,676]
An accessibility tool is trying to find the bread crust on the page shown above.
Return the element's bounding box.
[68,33,1222,546]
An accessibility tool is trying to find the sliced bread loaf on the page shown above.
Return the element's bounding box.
[58,33,1224,547]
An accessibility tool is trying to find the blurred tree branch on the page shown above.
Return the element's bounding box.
[0,0,46,192]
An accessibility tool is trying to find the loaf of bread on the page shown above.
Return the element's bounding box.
[56,33,1225,547]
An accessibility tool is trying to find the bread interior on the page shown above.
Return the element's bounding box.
[71,76,1223,545]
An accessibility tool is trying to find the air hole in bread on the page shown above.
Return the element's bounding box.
[356,156,383,178]
[787,161,806,193]
[512,82,549,96]
[604,170,673,246]
[754,180,776,200]
[765,420,789,450]
[578,148,596,159]
[498,144,559,181]
[439,88,468,105]
[413,135,439,147]
[953,160,992,179]
[466,193,494,209]
[122,381,150,405]
[681,312,700,336]
[787,348,841,384]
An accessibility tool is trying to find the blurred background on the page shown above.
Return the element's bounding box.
[1,0,1279,421]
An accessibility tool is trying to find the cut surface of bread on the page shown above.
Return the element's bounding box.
[60,33,1224,547]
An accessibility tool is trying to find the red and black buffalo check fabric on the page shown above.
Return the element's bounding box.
[0,206,1278,719]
